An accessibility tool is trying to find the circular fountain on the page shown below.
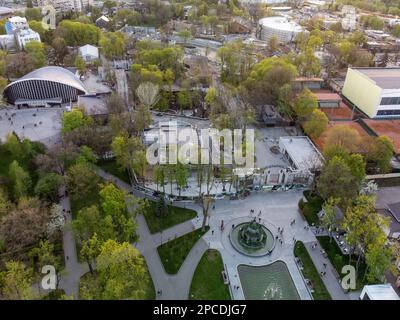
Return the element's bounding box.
[229,218,275,257]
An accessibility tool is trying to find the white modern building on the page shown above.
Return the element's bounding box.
[79,44,99,62]
[2,16,41,50]
[342,67,400,118]
[15,29,41,49]
[360,284,399,300]
[257,16,304,43]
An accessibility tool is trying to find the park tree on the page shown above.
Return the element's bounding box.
[217,41,255,84]
[29,240,60,272]
[73,205,102,243]
[136,82,160,108]
[365,239,393,283]
[29,20,52,44]
[25,7,42,21]
[133,103,152,133]
[99,32,126,59]
[25,41,47,69]
[4,133,34,162]
[34,173,63,202]
[293,88,318,120]
[105,93,126,114]
[62,108,91,133]
[99,183,138,243]
[35,142,79,175]
[303,109,328,139]
[80,233,100,274]
[317,156,359,208]
[366,136,394,174]
[0,188,11,218]
[76,145,97,165]
[175,162,188,197]
[74,56,86,79]
[0,261,36,299]
[67,163,100,200]
[343,195,390,274]
[324,125,361,153]
[153,165,166,193]
[244,57,297,106]
[9,160,32,200]
[321,197,340,242]
[0,197,49,253]
[96,240,149,299]
[111,135,145,184]
[55,20,100,46]
[52,37,69,65]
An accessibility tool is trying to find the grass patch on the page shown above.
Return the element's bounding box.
[189,249,231,300]
[97,159,131,184]
[317,236,368,290]
[157,227,209,274]
[299,190,324,226]
[294,242,331,300]
[79,264,155,300]
[143,201,197,234]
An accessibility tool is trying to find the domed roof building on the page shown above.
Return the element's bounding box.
[4,66,88,107]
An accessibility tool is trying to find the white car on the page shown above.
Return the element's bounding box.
[214,194,225,200]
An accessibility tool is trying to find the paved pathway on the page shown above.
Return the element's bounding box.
[304,241,349,300]
[57,185,88,299]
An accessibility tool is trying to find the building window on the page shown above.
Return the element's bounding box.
[376,109,400,116]
[380,97,400,105]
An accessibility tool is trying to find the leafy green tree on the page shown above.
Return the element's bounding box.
[303,109,328,139]
[367,136,394,174]
[25,41,47,68]
[73,205,101,243]
[0,261,36,299]
[244,57,297,105]
[25,8,42,21]
[321,197,340,242]
[9,160,32,199]
[80,233,100,274]
[99,32,126,59]
[293,88,318,119]
[324,125,361,153]
[34,173,63,202]
[55,20,100,46]
[29,240,60,272]
[96,240,149,299]
[317,156,359,208]
[74,55,86,78]
[52,37,69,64]
[62,109,90,133]
[175,162,188,197]
[67,163,100,201]
[365,240,393,283]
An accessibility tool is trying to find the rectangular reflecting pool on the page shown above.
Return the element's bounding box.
[238,261,300,300]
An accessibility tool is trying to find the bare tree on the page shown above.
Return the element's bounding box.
[135,82,160,108]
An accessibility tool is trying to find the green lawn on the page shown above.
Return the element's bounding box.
[299,191,324,225]
[157,227,210,274]
[79,265,155,300]
[143,202,197,234]
[97,159,131,184]
[294,242,331,300]
[317,236,368,290]
[189,249,231,300]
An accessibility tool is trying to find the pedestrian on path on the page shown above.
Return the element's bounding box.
[323,263,327,269]
[211,230,214,235]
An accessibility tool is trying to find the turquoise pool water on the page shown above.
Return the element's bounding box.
[238,261,300,300]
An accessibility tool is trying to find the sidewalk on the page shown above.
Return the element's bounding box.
[305,241,350,300]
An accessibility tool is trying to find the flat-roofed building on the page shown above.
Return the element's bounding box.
[342,67,400,118]
[314,92,342,108]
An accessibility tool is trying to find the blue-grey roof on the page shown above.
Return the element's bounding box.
[5,66,88,93]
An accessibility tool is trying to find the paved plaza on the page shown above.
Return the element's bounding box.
[0,107,62,147]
